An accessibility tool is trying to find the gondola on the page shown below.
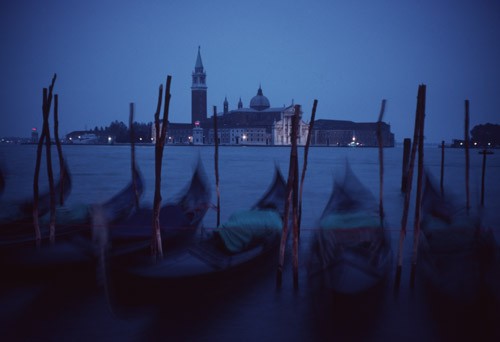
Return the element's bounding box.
[416,171,496,304]
[0,160,72,242]
[0,163,145,274]
[109,166,286,305]
[107,158,212,258]
[307,162,392,294]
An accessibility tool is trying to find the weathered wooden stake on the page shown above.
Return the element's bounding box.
[298,99,317,232]
[480,149,493,206]
[53,94,65,206]
[401,138,411,193]
[152,75,172,260]
[213,106,221,227]
[129,102,139,209]
[376,99,387,222]
[277,104,300,289]
[44,96,56,244]
[33,74,57,246]
[410,85,426,288]
[395,84,425,292]
[464,100,470,213]
[440,140,445,197]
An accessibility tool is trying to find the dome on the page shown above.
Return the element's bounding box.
[249,86,270,111]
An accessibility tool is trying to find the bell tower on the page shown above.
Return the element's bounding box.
[191,46,207,124]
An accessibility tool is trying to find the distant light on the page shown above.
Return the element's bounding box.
[474,142,477,146]
[460,142,463,146]
[69,137,72,140]
[32,127,37,131]
[139,137,142,141]
[488,142,491,146]
[108,136,112,142]
[352,136,356,141]
[78,136,81,139]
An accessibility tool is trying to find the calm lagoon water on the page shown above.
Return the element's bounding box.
[1,144,499,341]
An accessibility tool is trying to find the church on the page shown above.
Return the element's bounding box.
[162,47,394,147]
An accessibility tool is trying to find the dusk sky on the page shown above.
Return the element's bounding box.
[1,0,499,143]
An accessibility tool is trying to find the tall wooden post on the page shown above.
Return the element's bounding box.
[213,106,220,227]
[410,85,426,288]
[464,100,470,213]
[440,140,445,197]
[480,149,493,206]
[129,102,139,209]
[277,104,300,289]
[376,99,387,222]
[401,138,411,193]
[33,74,57,246]
[53,94,65,206]
[152,75,172,260]
[395,84,425,292]
[298,100,317,232]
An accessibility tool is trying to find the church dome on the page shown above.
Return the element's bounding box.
[250,86,270,111]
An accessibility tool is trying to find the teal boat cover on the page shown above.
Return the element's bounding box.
[217,209,281,253]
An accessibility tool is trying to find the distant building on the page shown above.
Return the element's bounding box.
[203,87,309,146]
[153,47,394,147]
[311,119,395,147]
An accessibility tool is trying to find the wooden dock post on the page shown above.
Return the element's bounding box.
[401,138,411,193]
[410,85,426,288]
[479,149,493,206]
[376,99,387,222]
[277,104,300,289]
[129,102,140,209]
[298,99,317,234]
[395,84,425,292]
[33,74,57,246]
[465,100,470,212]
[213,106,220,227]
[440,140,445,197]
[152,75,172,260]
[53,94,66,206]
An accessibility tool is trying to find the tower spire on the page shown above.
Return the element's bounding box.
[191,46,207,124]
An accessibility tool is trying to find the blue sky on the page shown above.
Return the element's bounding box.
[1,0,499,143]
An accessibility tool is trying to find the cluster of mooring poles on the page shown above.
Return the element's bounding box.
[275,100,317,290]
[394,86,494,293]
[33,74,66,246]
[395,84,427,292]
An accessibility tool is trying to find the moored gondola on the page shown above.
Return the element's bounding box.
[107,158,212,258]
[0,163,145,275]
[417,171,496,304]
[109,165,286,305]
[307,162,392,294]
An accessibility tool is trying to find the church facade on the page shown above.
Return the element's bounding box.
[159,47,394,147]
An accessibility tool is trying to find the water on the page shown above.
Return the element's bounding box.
[1,144,499,341]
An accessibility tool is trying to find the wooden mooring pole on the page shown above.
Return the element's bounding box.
[298,99,317,233]
[33,74,57,246]
[410,85,426,288]
[440,140,445,197]
[401,138,411,193]
[479,149,493,207]
[376,99,387,222]
[151,75,172,260]
[53,94,66,206]
[277,104,300,289]
[395,84,425,293]
[213,106,221,227]
[129,102,140,209]
[464,100,470,213]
